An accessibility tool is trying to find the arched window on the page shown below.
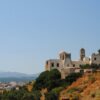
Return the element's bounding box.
[46,61,48,66]
[94,57,96,60]
[62,55,64,60]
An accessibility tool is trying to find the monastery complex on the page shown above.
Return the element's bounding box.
[45,48,100,79]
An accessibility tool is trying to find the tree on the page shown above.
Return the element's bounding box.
[22,93,35,100]
[45,91,58,100]
[32,90,41,100]
[46,69,61,90]
[48,69,61,80]
[33,69,61,91]
[33,71,49,90]
[2,92,18,100]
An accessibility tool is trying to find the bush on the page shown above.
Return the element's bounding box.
[1,88,41,100]
[45,91,58,100]
[67,87,80,93]
[80,64,90,69]
[22,93,35,100]
[32,90,41,100]
[80,64,100,70]
[65,72,82,85]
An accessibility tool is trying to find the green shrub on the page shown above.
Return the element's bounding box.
[67,87,80,93]
[22,93,35,100]
[65,72,82,85]
[45,91,58,100]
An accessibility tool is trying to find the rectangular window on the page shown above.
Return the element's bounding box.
[46,61,48,66]
[73,64,75,67]
[51,63,54,67]
[57,63,59,67]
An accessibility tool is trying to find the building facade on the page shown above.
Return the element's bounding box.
[45,48,100,79]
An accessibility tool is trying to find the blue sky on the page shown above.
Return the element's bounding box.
[0,0,100,74]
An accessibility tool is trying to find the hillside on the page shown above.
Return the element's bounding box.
[59,72,100,100]
[0,69,99,100]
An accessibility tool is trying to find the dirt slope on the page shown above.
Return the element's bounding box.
[59,72,100,100]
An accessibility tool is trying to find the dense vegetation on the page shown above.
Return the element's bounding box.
[0,86,41,100]
[80,64,100,73]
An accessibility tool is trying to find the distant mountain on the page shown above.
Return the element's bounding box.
[0,71,39,82]
[0,71,39,78]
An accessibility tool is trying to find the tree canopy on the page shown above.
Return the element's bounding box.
[33,69,61,91]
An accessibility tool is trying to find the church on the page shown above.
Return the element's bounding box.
[45,48,100,79]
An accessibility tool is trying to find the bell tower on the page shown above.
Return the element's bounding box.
[80,48,85,61]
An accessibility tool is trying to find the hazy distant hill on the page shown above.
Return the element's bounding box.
[0,71,39,78]
[0,71,39,82]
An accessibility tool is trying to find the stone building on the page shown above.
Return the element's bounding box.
[45,48,100,79]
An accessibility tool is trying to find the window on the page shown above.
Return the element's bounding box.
[46,61,48,66]
[73,64,75,67]
[94,58,96,60]
[51,63,54,67]
[57,63,59,67]
[62,55,64,60]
